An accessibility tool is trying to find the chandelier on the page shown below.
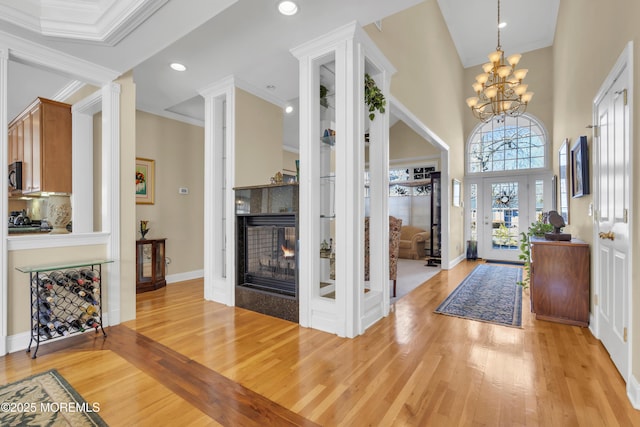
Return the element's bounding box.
[466,0,534,121]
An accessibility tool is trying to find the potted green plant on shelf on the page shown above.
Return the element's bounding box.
[518,216,554,288]
[364,73,386,121]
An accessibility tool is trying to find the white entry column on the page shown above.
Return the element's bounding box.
[292,22,395,337]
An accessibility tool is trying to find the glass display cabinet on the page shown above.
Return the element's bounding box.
[136,238,166,293]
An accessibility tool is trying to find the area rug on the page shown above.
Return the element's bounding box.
[435,264,523,327]
[0,369,107,426]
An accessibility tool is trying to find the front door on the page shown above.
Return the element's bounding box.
[481,177,528,262]
[593,47,631,379]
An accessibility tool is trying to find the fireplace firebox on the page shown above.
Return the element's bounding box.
[238,215,297,296]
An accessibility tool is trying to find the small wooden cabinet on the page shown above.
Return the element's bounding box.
[530,237,590,326]
[8,97,72,194]
[136,238,167,293]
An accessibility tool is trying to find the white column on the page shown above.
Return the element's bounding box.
[0,47,8,355]
[102,82,121,325]
[199,77,236,305]
[292,22,395,338]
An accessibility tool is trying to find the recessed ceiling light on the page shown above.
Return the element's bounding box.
[285,105,294,114]
[498,22,507,29]
[278,0,298,16]
[170,62,187,71]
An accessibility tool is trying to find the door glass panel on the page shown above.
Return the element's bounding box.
[490,182,519,250]
[470,183,478,241]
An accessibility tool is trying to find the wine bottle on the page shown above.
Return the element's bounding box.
[38,312,54,330]
[38,326,52,339]
[69,282,87,297]
[38,301,52,314]
[37,277,54,290]
[48,271,69,287]
[85,316,100,330]
[79,268,100,282]
[65,315,85,332]
[52,319,70,336]
[83,304,98,316]
[39,289,56,303]
[64,270,85,286]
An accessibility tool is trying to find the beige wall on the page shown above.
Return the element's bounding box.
[235,88,284,187]
[365,0,467,261]
[135,110,205,277]
[390,120,440,163]
[553,0,640,378]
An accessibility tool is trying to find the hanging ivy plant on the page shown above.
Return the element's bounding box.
[364,73,386,121]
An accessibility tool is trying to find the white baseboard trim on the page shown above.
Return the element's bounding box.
[628,374,640,409]
[447,253,466,270]
[7,331,30,354]
[166,269,204,284]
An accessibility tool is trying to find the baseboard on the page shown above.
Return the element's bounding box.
[628,374,640,409]
[7,331,30,354]
[447,253,466,270]
[166,269,204,284]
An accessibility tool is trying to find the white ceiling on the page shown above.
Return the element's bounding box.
[438,0,559,68]
[2,0,559,131]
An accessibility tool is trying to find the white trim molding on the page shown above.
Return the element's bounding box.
[0,0,169,46]
[198,76,236,306]
[0,46,8,356]
[166,269,204,284]
[628,374,640,410]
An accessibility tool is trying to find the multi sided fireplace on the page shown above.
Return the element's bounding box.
[235,183,299,322]
[237,215,297,297]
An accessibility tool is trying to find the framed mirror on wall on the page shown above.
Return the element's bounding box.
[558,139,570,224]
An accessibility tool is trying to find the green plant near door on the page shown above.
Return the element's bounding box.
[517,218,553,288]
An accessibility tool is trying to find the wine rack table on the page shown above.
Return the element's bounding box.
[16,259,113,358]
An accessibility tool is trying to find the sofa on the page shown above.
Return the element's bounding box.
[398,225,430,260]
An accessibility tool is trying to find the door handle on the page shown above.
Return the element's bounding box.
[599,231,615,241]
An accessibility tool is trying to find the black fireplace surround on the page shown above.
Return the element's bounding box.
[235,183,299,322]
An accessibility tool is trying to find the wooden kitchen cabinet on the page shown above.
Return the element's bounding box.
[8,98,72,194]
[530,237,590,326]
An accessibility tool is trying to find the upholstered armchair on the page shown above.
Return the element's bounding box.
[364,216,403,297]
[398,225,430,260]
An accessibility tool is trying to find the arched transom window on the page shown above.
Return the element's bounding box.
[468,115,546,173]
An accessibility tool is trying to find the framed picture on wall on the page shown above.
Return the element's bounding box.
[571,136,589,198]
[136,157,155,204]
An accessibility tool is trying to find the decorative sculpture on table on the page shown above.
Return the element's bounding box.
[544,210,571,241]
[140,220,150,240]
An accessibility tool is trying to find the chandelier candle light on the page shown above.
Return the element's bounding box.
[466,0,534,121]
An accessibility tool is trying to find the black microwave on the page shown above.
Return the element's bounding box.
[8,161,22,191]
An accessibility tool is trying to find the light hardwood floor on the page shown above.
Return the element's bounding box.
[1,260,639,426]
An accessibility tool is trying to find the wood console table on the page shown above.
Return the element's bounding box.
[136,238,167,293]
[530,237,590,326]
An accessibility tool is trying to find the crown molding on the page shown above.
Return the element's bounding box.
[0,0,168,46]
[0,29,120,85]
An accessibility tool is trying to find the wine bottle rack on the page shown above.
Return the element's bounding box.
[17,259,112,358]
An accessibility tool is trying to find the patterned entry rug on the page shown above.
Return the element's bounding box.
[0,369,107,426]
[435,264,523,328]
